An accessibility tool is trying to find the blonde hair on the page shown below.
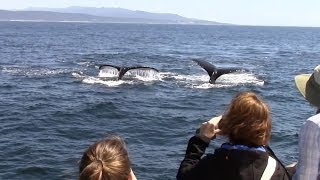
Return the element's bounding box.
[219,91,271,146]
[79,135,131,180]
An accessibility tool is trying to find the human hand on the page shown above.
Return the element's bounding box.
[285,162,297,176]
[129,169,137,180]
[208,115,222,129]
[198,116,222,141]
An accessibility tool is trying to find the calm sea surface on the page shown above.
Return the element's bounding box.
[1,22,320,179]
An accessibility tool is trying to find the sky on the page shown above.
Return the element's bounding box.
[0,0,320,27]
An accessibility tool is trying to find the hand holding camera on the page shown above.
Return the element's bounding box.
[196,115,222,142]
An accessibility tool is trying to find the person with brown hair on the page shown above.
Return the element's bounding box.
[79,135,137,180]
[177,91,290,180]
[292,65,320,180]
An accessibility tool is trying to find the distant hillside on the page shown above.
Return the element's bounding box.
[0,7,229,25]
[0,10,176,23]
[25,7,193,21]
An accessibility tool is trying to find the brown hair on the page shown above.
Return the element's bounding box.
[79,135,131,180]
[219,91,271,146]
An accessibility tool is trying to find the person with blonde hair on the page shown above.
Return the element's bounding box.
[292,65,320,180]
[79,135,137,180]
[177,91,290,180]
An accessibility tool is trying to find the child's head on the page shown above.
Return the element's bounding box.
[79,135,131,180]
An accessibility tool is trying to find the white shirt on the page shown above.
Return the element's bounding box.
[293,113,320,180]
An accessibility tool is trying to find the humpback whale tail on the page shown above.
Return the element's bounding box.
[192,59,245,84]
[99,64,159,80]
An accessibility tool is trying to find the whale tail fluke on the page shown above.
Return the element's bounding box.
[192,59,245,84]
[99,64,121,71]
[192,59,217,77]
[99,65,159,80]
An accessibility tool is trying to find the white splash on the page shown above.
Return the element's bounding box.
[126,69,161,81]
[73,69,159,87]
[72,72,126,87]
[217,73,264,85]
[174,74,209,82]
[98,68,119,78]
[191,83,234,89]
[158,72,177,80]
[98,65,119,78]
[170,72,264,89]
[82,77,126,86]
[71,72,85,78]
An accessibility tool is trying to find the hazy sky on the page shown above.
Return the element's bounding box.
[1,0,320,27]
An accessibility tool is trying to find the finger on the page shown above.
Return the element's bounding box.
[209,115,222,121]
[199,122,208,131]
[214,129,222,134]
[208,115,222,124]
[203,123,215,129]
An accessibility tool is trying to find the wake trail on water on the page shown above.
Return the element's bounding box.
[0,66,69,77]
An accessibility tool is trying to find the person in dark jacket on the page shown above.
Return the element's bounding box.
[177,91,290,180]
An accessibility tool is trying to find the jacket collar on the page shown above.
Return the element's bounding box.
[221,143,266,152]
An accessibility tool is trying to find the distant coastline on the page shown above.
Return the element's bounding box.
[0,7,230,25]
[1,19,92,23]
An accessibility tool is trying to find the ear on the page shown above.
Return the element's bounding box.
[128,169,137,180]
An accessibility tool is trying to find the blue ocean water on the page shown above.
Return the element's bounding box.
[0,22,319,179]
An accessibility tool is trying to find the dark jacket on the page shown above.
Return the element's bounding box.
[177,136,290,180]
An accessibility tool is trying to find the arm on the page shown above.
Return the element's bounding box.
[177,116,222,180]
[176,135,210,180]
[293,121,320,180]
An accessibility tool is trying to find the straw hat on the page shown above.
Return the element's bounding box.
[295,65,320,108]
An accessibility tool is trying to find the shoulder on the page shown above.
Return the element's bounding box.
[301,114,320,134]
[307,113,320,126]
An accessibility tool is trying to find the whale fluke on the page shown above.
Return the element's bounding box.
[99,65,159,80]
[192,59,245,84]
[99,64,121,71]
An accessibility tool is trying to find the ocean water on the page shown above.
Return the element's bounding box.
[0,22,319,179]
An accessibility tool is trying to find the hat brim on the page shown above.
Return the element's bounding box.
[295,74,311,98]
[295,74,320,107]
